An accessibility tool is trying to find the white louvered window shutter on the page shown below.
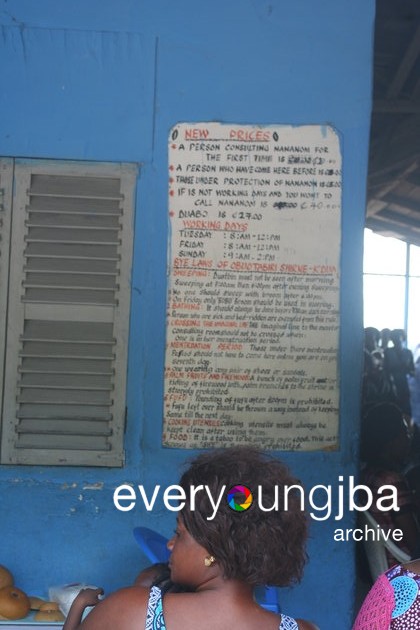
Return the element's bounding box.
[1,160,137,466]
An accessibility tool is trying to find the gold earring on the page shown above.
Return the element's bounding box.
[204,555,216,567]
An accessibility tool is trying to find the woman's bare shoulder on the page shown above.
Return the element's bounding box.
[297,619,320,630]
[98,585,150,607]
[77,586,150,630]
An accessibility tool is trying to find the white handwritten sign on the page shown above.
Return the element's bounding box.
[163,123,341,450]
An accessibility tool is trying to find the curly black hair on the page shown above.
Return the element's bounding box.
[179,446,308,587]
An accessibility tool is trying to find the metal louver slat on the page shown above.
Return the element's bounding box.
[27,196,122,215]
[28,173,123,198]
[25,242,119,257]
[19,373,112,388]
[17,390,112,404]
[15,434,112,451]
[17,405,113,419]
[25,228,121,242]
[20,356,114,374]
[22,289,118,305]
[16,419,112,436]
[24,273,118,288]
[26,221,120,230]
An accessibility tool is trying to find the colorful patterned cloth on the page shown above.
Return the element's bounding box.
[145,586,166,630]
[353,573,395,629]
[279,615,299,629]
[144,585,299,629]
[386,564,420,629]
[353,564,420,629]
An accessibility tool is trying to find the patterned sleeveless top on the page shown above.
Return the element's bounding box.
[145,586,299,630]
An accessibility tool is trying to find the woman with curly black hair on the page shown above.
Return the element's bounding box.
[63,447,318,630]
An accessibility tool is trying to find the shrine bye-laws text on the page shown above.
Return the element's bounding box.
[163,123,341,451]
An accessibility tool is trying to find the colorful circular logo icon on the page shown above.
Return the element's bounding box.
[227,485,253,512]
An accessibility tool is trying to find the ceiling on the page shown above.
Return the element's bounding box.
[365,0,420,245]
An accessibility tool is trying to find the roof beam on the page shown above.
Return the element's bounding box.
[369,158,419,190]
[376,208,420,230]
[386,23,420,99]
[386,194,420,214]
[373,99,420,114]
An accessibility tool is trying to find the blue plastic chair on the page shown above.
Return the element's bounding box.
[133,526,170,564]
[255,585,281,613]
[133,526,280,612]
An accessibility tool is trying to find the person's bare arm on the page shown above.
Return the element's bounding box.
[403,558,420,573]
[62,586,149,630]
[62,588,103,630]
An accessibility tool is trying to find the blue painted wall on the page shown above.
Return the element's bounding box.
[0,1,374,627]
